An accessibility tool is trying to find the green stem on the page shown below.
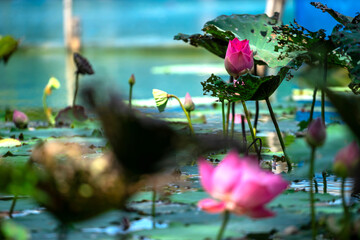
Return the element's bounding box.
[321,54,327,125]
[43,92,55,126]
[309,146,316,240]
[241,101,260,157]
[58,223,68,240]
[169,95,194,135]
[254,100,259,132]
[8,195,18,218]
[152,186,156,229]
[225,101,231,137]
[231,102,235,140]
[265,97,292,172]
[216,210,230,240]
[309,87,318,123]
[221,100,226,137]
[73,72,80,107]
[129,84,133,109]
[314,178,319,193]
[322,171,327,193]
[341,177,350,240]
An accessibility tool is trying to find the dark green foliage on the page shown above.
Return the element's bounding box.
[201,60,297,101]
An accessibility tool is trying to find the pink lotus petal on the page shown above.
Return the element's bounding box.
[198,158,215,193]
[245,206,275,219]
[198,199,226,214]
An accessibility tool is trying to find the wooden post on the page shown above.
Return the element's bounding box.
[265,0,286,20]
[63,0,72,50]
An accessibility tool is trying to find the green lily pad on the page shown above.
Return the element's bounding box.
[201,63,292,101]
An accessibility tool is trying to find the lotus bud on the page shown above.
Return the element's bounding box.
[44,77,61,95]
[224,38,253,79]
[128,74,135,86]
[184,93,195,112]
[12,110,28,129]
[153,89,169,112]
[333,142,360,178]
[306,118,326,147]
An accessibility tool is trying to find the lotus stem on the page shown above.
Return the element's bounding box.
[309,146,316,240]
[231,102,235,140]
[340,177,350,240]
[322,171,327,193]
[225,101,231,137]
[169,95,194,135]
[152,186,157,229]
[58,223,68,240]
[221,100,226,137]
[241,100,260,159]
[129,85,133,109]
[72,72,80,107]
[314,178,319,193]
[216,210,230,240]
[254,100,259,132]
[309,87,318,123]
[265,97,292,172]
[321,54,328,125]
[241,114,246,145]
[8,195,18,218]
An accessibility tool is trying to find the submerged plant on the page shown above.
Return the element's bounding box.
[152,89,194,135]
[12,110,28,129]
[73,52,94,107]
[42,77,61,126]
[198,150,288,240]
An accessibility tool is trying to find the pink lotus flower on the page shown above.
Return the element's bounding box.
[198,151,288,218]
[184,92,195,112]
[12,110,28,129]
[306,118,326,147]
[224,38,253,79]
[334,141,360,177]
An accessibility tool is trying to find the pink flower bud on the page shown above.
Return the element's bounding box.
[184,92,195,112]
[333,141,360,177]
[306,118,326,147]
[224,38,254,79]
[12,110,28,129]
[128,74,135,86]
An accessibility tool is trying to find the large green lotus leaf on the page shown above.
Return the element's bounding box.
[0,35,18,64]
[203,14,294,68]
[174,33,228,59]
[311,2,353,25]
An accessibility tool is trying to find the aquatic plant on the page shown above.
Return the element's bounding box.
[306,117,326,239]
[152,89,194,135]
[73,52,94,107]
[12,110,28,129]
[42,77,61,126]
[128,74,135,109]
[333,141,360,239]
[224,38,253,79]
[198,150,288,240]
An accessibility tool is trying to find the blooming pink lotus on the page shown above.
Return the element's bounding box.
[198,150,288,218]
[224,38,254,79]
